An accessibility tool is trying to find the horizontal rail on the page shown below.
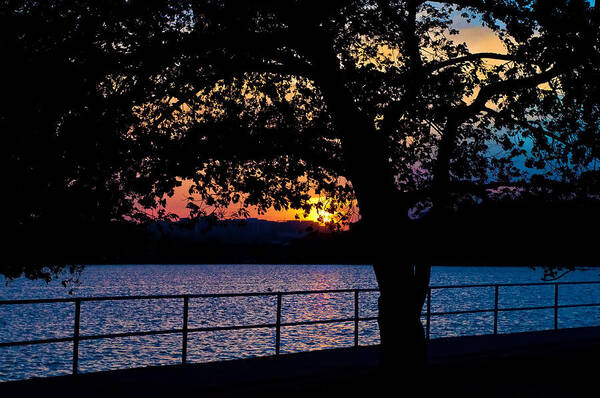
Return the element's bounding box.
[0,288,380,305]
[420,302,600,317]
[500,302,600,312]
[0,336,73,348]
[429,280,600,289]
[0,316,380,348]
[2,281,598,306]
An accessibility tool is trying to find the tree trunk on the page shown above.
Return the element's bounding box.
[309,39,431,374]
[373,259,430,370]
[364,215,431,374]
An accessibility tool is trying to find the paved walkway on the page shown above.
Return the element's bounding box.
[2,326,599,397]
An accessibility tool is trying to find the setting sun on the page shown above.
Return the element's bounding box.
[301,197,337,225]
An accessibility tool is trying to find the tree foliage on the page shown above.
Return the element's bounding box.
[3,1,599,277]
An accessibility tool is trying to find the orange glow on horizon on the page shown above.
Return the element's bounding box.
[161,179,346,226]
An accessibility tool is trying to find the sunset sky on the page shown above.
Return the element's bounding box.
[164,179,305,221]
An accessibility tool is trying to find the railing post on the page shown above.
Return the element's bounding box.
[275,293,282,355]
[426,287,431,340]
[73,299,81,375]
[182,296,189,364]
[354,290,359,347]
[554,284,559,330]
[493,285,499,335]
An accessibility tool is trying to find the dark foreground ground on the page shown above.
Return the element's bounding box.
[2,327,599,398]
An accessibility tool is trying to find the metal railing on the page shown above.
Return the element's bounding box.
[0,289,379,375]
[0,281,598,376]
[423,280,600,339]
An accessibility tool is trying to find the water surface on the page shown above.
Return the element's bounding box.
[1,265,598,382]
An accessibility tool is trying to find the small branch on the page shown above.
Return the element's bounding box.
[426,52,519,72]
[421,0,535,20]
[465,65,564,118]
[151,60,314,127]
[541,268,574,281]
[483,106,574,147]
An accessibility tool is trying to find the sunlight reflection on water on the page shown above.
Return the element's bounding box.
[1,265,598,381]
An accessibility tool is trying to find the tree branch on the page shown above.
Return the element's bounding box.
[466,65,564,117]
[426,52,519,71]
[380,0,425,132]
[421,0,535,20]
[483,106,574,147]
[152,59,314,127]
[405,178,594,204]
[429,65,565,212]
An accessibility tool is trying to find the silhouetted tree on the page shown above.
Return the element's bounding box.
[3,0,599,371]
